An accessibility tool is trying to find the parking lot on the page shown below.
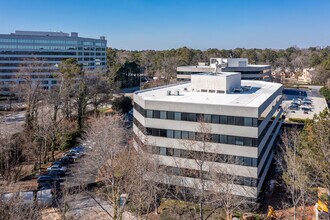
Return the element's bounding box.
[282,87,328,120]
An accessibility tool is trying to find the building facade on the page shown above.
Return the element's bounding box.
[177,58,271,81]
[133,73,283,199]
[0,30,107,93]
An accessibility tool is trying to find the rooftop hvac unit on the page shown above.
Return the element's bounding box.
[175,91,180,96]
[167,90,171,96]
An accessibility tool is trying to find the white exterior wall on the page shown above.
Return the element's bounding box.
[133,80,283,199]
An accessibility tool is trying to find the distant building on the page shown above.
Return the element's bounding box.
[133,72,283,199]
[0,30,107,94]
[177,58,271,81]
[298,68,313,83]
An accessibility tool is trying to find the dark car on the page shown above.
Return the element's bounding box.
[38,180,61,190]
[61,156,74,164]
[37,175,60,183]
[47,169,66,177]
[52,160,69,167]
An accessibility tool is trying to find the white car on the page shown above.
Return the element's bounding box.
[47,164,67,172]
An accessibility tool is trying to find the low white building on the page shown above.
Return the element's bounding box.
[133,72,283,200]
[177,58,271,81]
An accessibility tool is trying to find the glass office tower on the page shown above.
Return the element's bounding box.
[0,31,107,94]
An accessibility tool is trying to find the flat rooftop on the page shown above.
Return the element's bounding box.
[136,80,282,108]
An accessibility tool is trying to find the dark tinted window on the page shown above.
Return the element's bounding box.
[211,115,220,124]
[167,111,174,120]
[153,110,160,119]
[187,113,196,122]
[227,116,235,125]
[235,117,244,126]
[220,135,227,144]
[174,130,181,139]
[244,117,253,126]
[220,116,227,124]
[228,136,235,145]
[188,132,195,140]
[167,130,174,138]
[182,131,189,139]
[212,134,220,143]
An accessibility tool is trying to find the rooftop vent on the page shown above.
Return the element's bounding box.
[233,88,243,93]
[242,86,252,91]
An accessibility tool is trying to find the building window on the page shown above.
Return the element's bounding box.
[153,110,160,119]
[174,130,181,139]
[253,118,258,127]
[235,117,244,126]
[211,115,220,124]
[187,113,196,122]
[244,117,253,126]
[220,115,227,124]
[188,132,195,140]
[173,149,181,157]
[167,111,174,120]
[228,136,235,145]
[160,129,167,137]
[204,114,211,123]
[227,116,235,125]
[212,134,220,143]
[181,131,189,139]
[244,137,253,147]
[160,111,167,119]
[235,137,244,146]
[159,147,166,156]
[174,112,181,120]
[167,130,174,138]
[166,148,174,156]
[146,110,153,118]
[220,135,227,144]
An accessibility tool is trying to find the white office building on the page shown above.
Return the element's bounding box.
[177,58,271,81]
[133,72,283,199]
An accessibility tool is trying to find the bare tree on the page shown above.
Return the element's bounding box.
[173,119,251,220]
[278,129,317,220]
[85,68,116,117]
[83,114,128,219]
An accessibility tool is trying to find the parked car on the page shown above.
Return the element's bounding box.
[52,160,69,167]
[37,175,60,183]
[47,169,66,177]
[61,156,74,164]
[68,149,83,158]
[47,164,67,172]
[64,151,79,159]
[38,180,61,191]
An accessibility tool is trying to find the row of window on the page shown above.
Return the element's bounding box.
[160,165,258,187]
[141,144,258,167]
[0,50,106,56]
[0,39,106,46]
[134,103,259,127]
[0,57,106,61]
[177,71,204,75]
[0,45,106,51]
[133,118,258,147]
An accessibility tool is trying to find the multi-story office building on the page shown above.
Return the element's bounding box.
[177,58,271,81]
[133,72,283,199]
[0,30,107,93]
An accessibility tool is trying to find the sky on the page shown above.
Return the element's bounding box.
[0,0,329,50]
